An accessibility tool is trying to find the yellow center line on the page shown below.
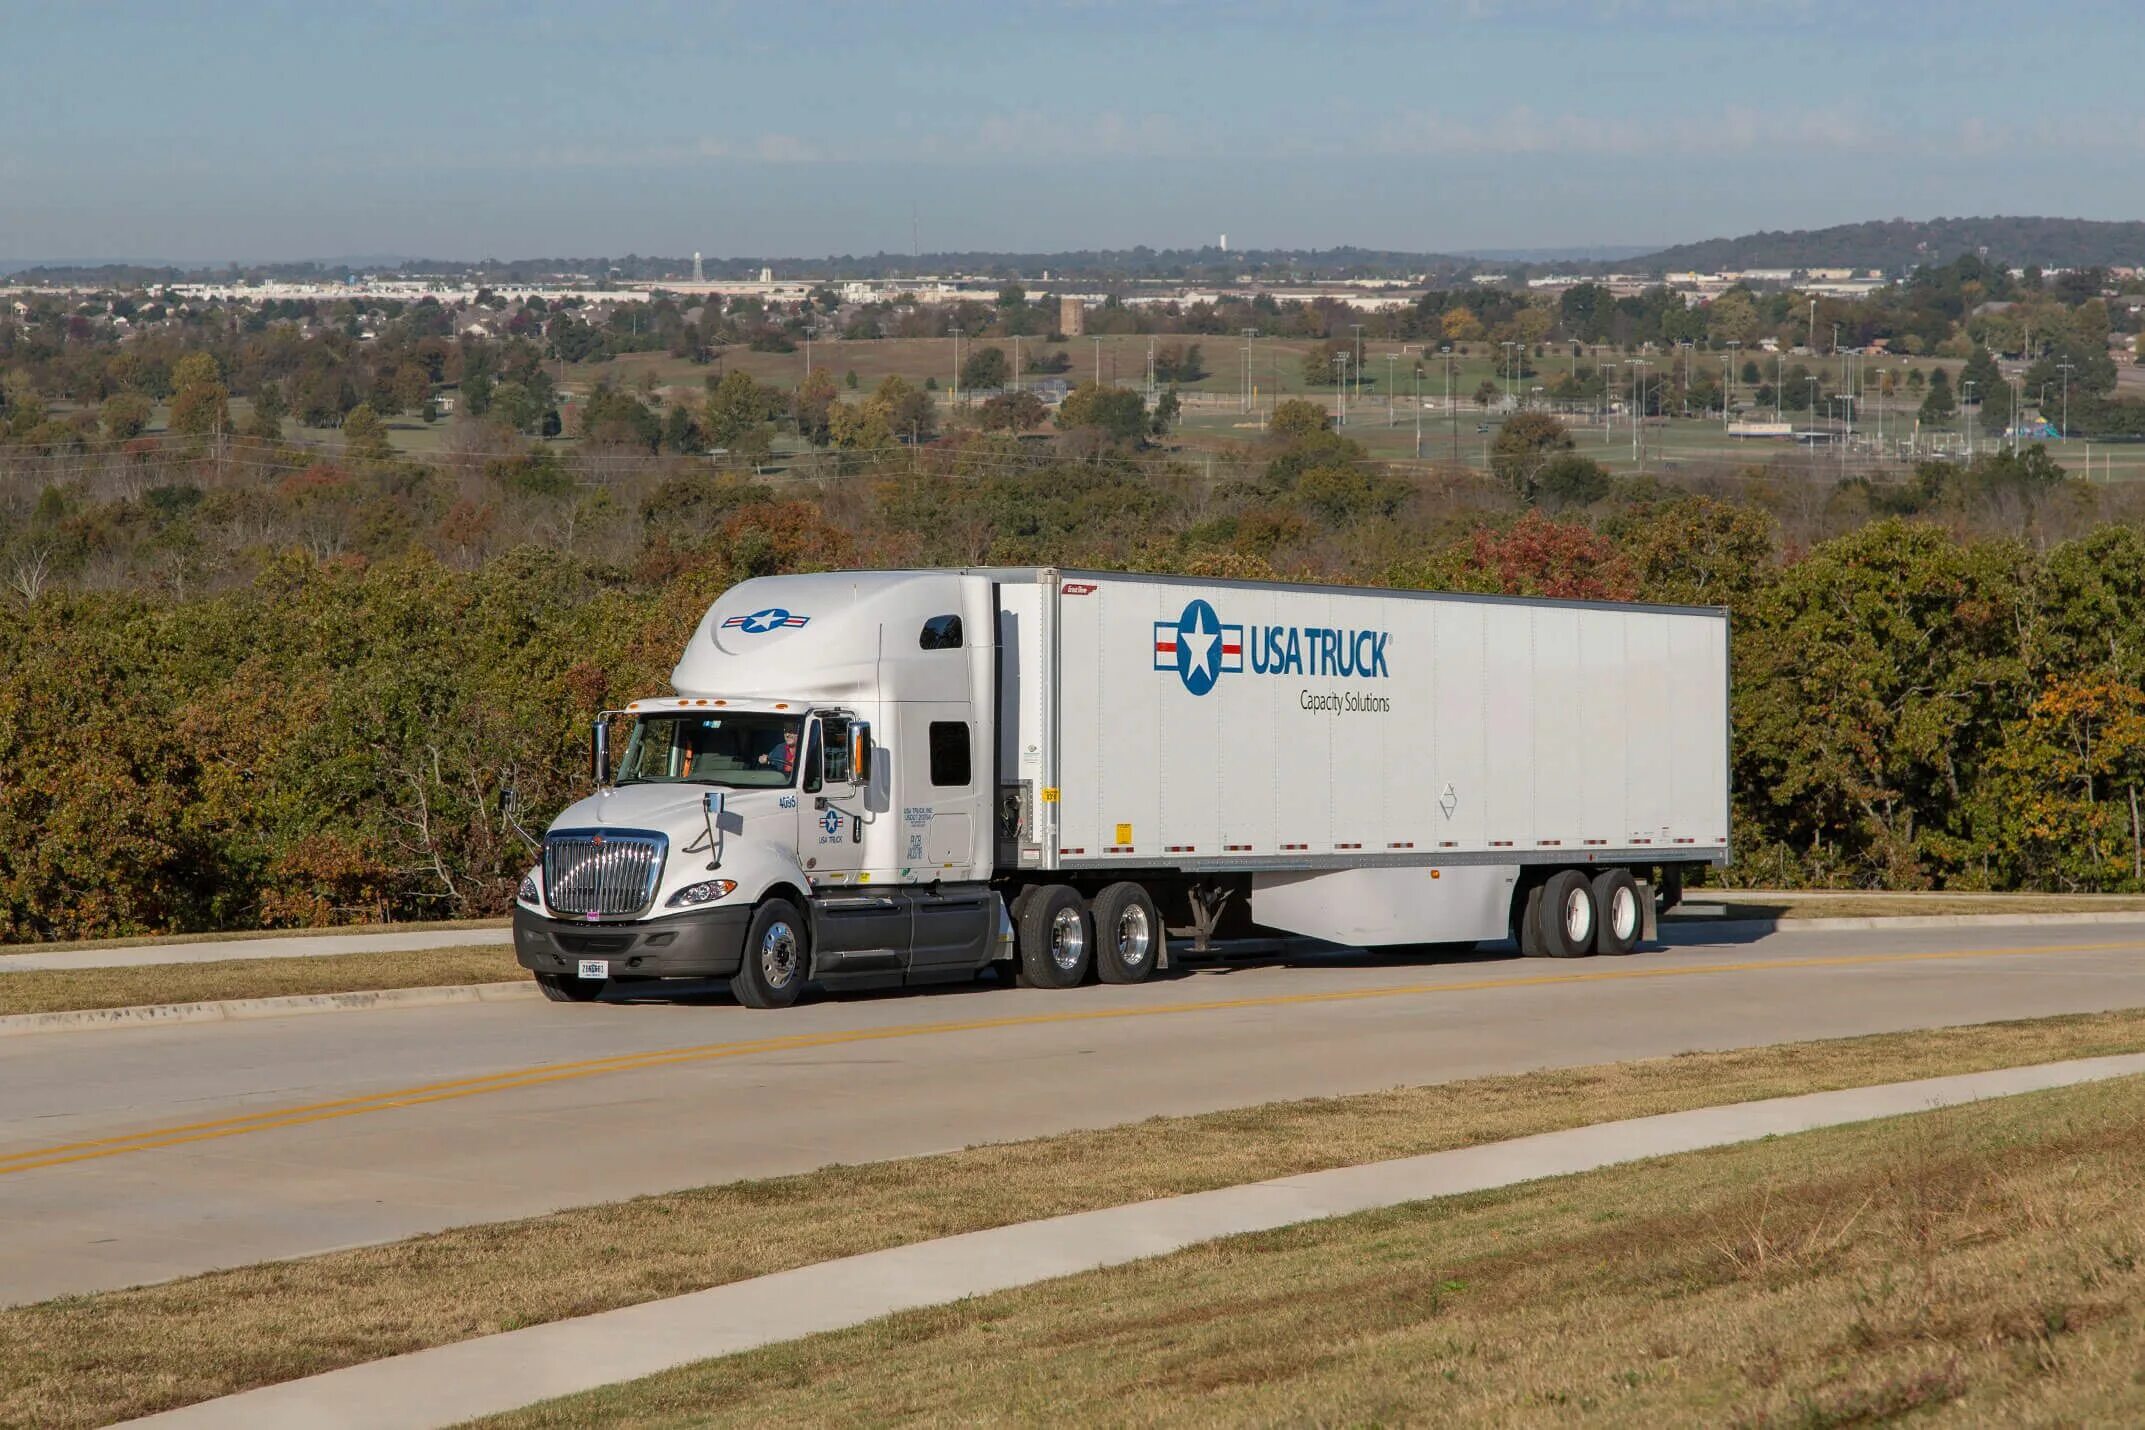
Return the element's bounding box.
[2,937,2136,1178]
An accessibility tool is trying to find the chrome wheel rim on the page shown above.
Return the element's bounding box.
[1563,888,1593,944]
[761,920,800,988]
[1115,903,1152,967]
[1610,887,1639,941]
[1049,906,1087,972]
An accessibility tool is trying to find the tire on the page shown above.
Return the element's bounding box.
[1536,869,1595,959]
[1514,882,1550,957]
[534,971,605,1002]
[1591,869,1642,955]
[730,898,808,1009]
[1017,884,1092,989]
[1092,882,1162,984]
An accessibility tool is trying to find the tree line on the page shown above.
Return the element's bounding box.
[11,397,2145,938]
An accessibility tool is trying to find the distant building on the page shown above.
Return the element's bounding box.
[1058,295,1085,336]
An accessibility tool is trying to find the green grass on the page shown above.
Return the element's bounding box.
[477,1075,2145,1428]
[11,1007,2145,1427]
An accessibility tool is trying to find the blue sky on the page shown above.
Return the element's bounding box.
[6,0,2142,262]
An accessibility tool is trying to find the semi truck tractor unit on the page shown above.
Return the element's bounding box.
[511,569,1731,1008]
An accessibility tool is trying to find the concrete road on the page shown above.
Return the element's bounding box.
[4,920,2142,1306]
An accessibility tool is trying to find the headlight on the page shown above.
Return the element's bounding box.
[517,874,541,907]
[666,878,738,908]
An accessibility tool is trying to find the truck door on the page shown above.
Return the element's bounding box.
[901,706,994,971]
[801,714,908,967]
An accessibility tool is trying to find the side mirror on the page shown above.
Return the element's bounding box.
[850,722,872,786]
[590,719,610,787]
[700,790,726,869]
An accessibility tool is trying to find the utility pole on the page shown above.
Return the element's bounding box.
[953,329,960,405]
[1093,335,1101,387]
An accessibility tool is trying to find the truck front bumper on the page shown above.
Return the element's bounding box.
[513,905,752,980]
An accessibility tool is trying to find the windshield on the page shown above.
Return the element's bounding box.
[615,712,804,788]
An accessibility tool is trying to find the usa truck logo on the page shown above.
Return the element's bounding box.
[1153,597,1393,696]
[1153,599,1243,696]
[723,607,810,634]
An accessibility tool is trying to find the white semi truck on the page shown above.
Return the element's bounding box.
[512,568,1730,1007]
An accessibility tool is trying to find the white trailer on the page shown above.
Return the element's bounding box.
[513,569,1730,1007]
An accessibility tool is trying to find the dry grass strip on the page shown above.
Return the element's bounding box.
[482,1075,2145,1427]
[0,947,523,1016]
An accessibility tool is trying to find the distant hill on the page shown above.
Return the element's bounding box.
[1630,217,2145,274]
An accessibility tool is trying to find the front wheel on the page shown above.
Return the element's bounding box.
[1092,882,1162,984]
[534,971,605,1002]
[731,899,808,1009]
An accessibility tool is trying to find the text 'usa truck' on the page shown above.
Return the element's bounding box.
[511,568,1730,1008]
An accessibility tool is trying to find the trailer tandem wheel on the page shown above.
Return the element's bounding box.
[1590,869,1642,955]
[1537,869,1596,959]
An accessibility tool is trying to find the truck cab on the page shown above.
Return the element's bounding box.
[512,571,1008,1006]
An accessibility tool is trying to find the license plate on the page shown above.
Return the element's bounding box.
[577,958,610,980]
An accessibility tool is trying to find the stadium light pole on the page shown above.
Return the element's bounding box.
[1242,328,1258,415]
[1962,379,1976,459]
[2058,360,2075,442]
[1334,353,1349,425]
[1442,346,1458,463]
[1413,355,1424,458]
[1630,359,1651,468]
[1725,339,1742,427]
[1350,324,1365,400]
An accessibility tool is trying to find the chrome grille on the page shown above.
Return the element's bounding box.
[544,830,666,918]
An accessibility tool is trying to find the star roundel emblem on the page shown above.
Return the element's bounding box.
[1152,598,1244,696]
[721,607,810,635]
